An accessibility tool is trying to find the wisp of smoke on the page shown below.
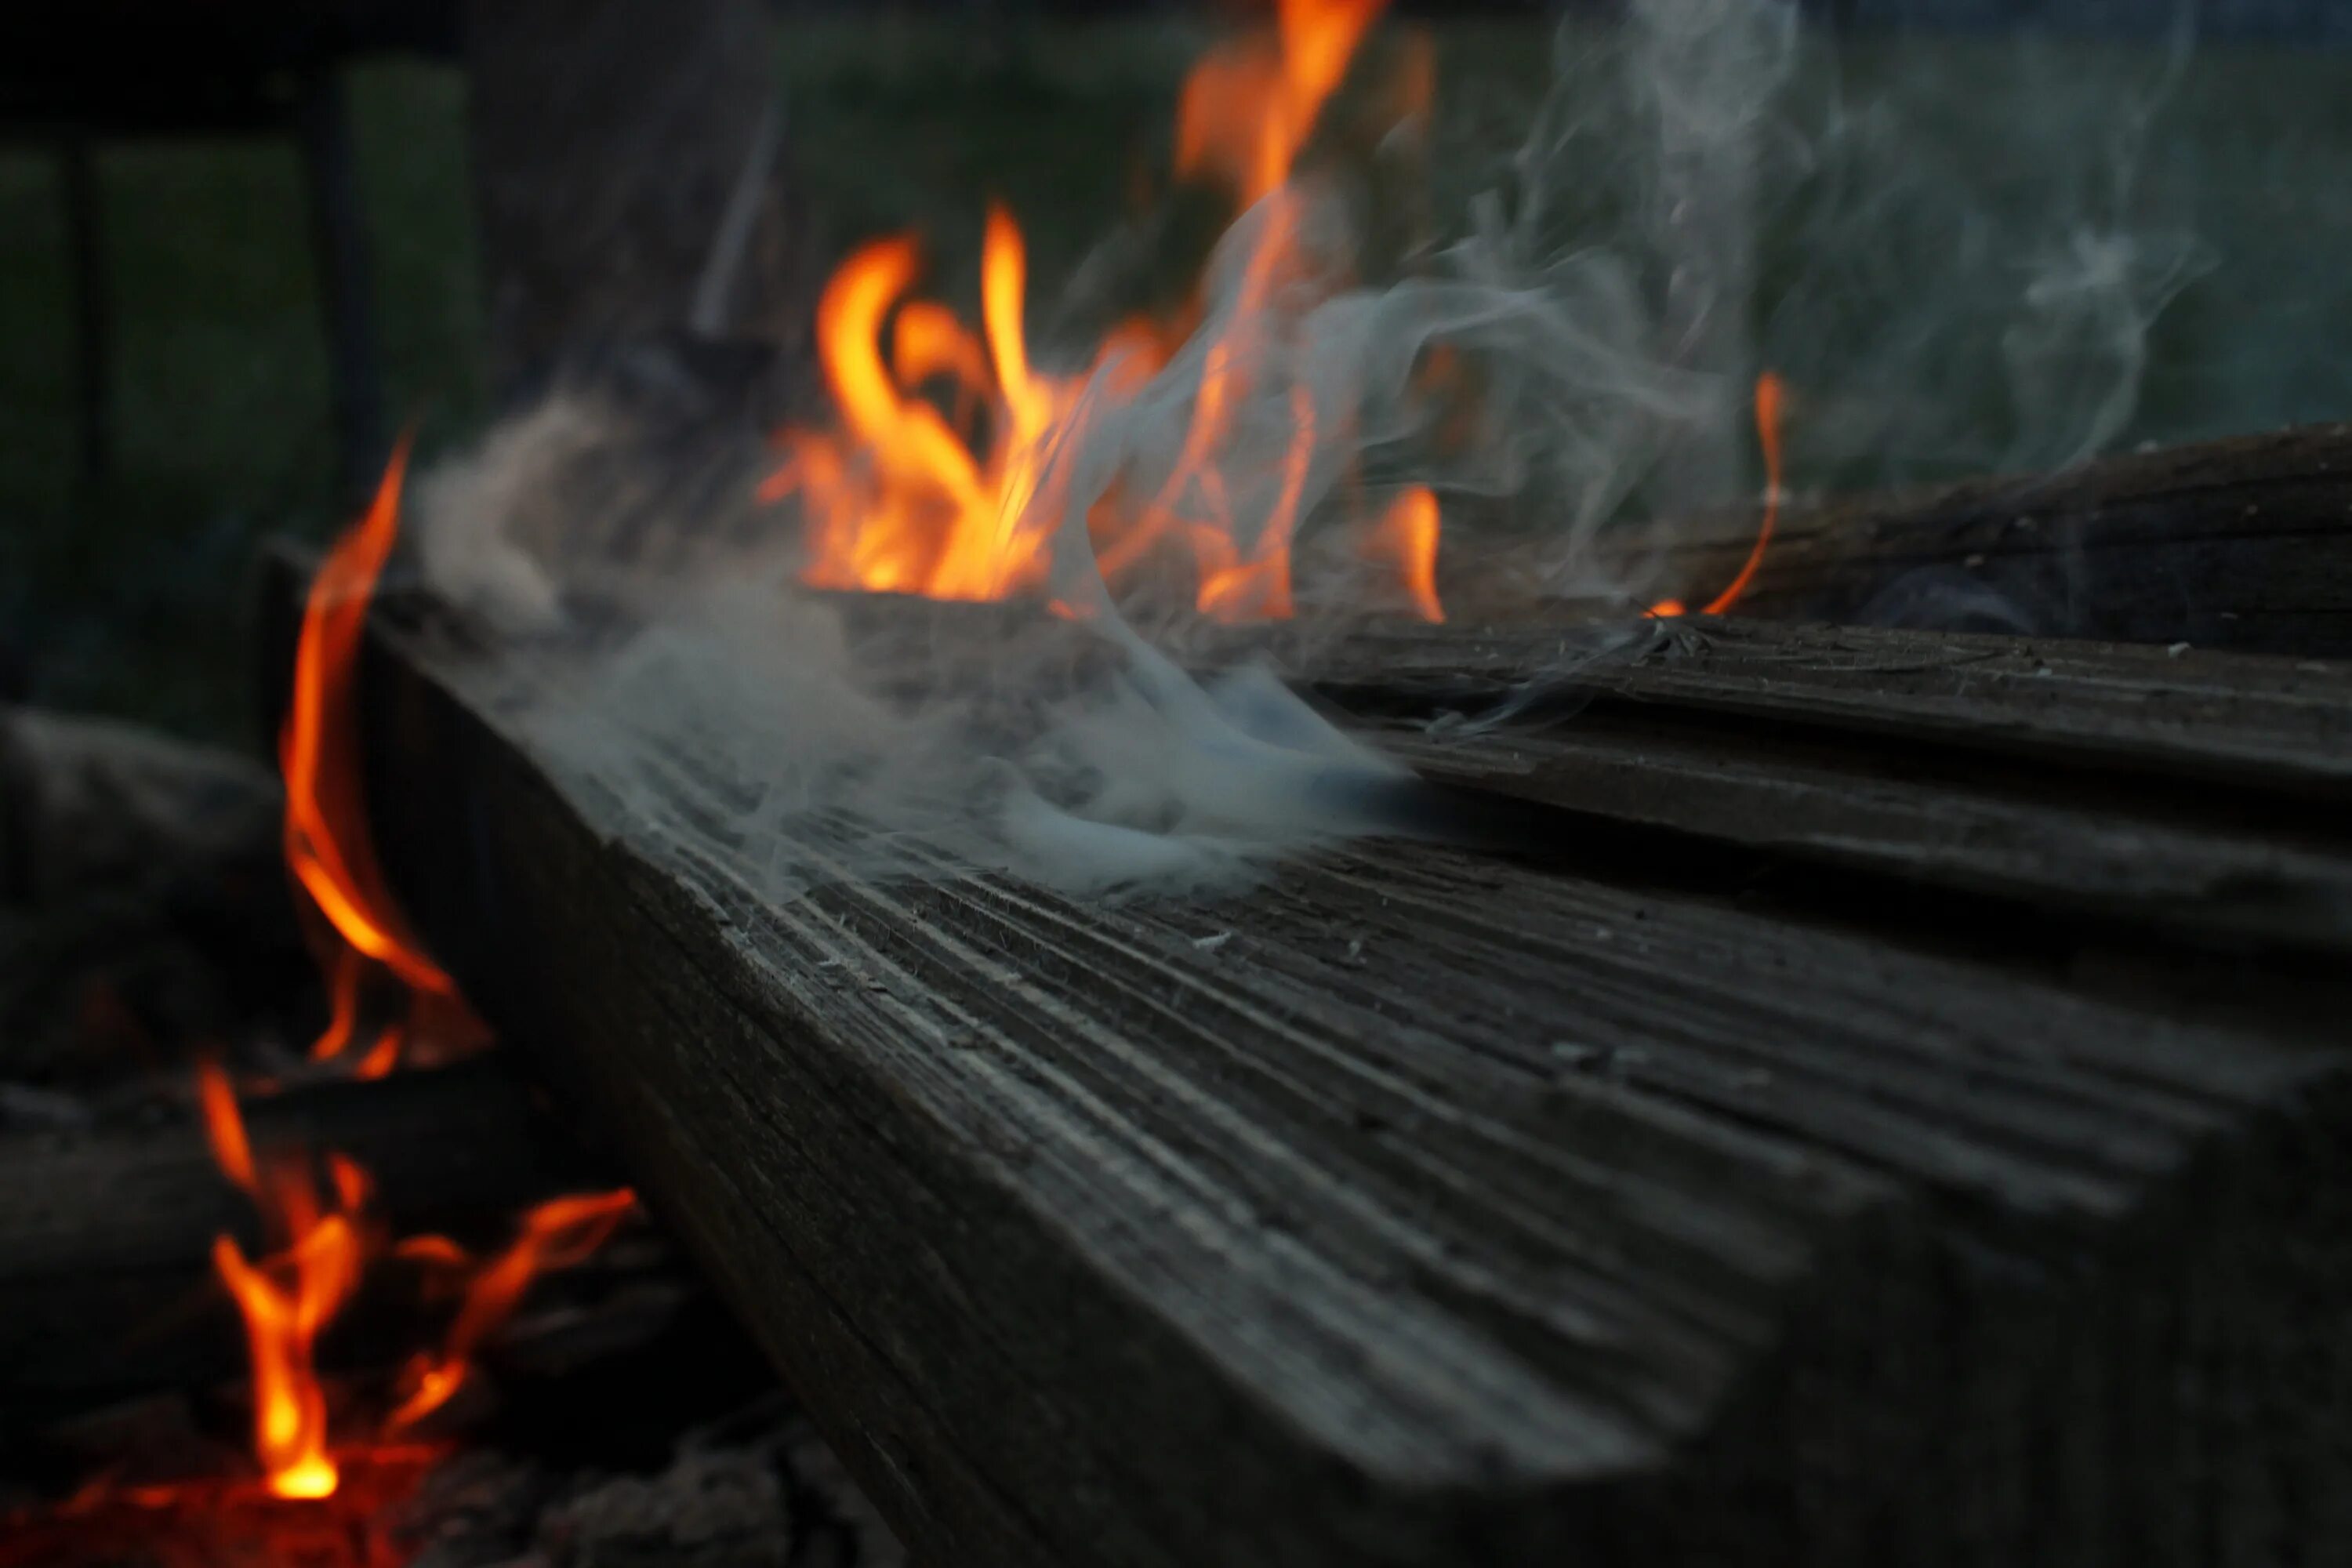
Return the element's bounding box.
[414,0,2210,899]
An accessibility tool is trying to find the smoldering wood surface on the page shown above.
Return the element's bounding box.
[0,1057,608,1422]
[290,561,2352,1568]
[1562,421,2352,656]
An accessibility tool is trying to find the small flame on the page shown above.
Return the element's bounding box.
[388,1189,638,1432]
[1651,371,1788,619]
[1366,485,1445,622]
[763,0,1407,623]
[198,1066,368,1501]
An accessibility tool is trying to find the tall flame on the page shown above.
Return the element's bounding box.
[182,444,636,1511]
[1176,0,1389,204]
[762,0,1425,624]
[281,437,455,1012]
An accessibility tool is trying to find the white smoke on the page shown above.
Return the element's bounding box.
[412,0,2210,898]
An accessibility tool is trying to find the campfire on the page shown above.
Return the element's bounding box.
[7,1,2352,1566]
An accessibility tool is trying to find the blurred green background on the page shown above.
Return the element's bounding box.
[3,14,2349,740]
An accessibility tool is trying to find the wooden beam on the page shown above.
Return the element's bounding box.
[1565,423,2352,657]
[284,568,2352,1567]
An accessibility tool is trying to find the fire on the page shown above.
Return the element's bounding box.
[1176,0,1389,205]
[281,437,495,1080]
[198,1060,369,1501]
[1650,371,1788,619]
[387,1189,640,1432]
[171,444,639,1524]
[761,0,1443,625]
[197,1054,637,1508]
[283,438,450,1000]
[1366,484,1444,623]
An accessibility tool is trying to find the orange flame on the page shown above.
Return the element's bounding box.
[282,436,454,1009]
[763,0,1403,623]
[388,1189,638,1432]
[1367,485,1444,622]
[1650,372,1788,619]
[198,1065,368,1501]
[1177,0,1388,204]
[198,1056,636,1499]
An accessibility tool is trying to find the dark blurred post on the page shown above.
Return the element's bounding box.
[298,67,388,501]
[461,0,805,398]
[59,135,109,484]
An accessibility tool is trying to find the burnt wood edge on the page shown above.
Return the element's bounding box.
[1550,421,2352,656]
[260,543,2352,1007]
[281,549,2352,1566]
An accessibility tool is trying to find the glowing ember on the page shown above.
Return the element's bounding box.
[0,1448,441,1568]
[1650,371,1788,619]
[761,0,1425,624]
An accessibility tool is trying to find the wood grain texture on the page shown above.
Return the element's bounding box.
[1257,615,2352,795]
[1587,422,2352,656]
[314,578,2352,1568]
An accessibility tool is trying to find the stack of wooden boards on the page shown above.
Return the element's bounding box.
[285,422,2352,1568]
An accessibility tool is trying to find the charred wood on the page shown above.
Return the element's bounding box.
[1575,422,2352,656]
[296,574,2352,1568]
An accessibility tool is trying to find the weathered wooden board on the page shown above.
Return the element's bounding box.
[1577,422,2352,656]
[1254,615,2352,795]
[299,572,2352,1568]
[1236,615,2352,955]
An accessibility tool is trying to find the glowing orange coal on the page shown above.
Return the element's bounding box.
[1650,371,1788,620]
[762,0,1443,626]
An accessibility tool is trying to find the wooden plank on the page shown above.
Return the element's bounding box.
[1366,706,2352,956]
[299,574,2352,1567]
[1250,615,2352,798]
[1570,422,2352,656]
[0,1057,604,1421]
